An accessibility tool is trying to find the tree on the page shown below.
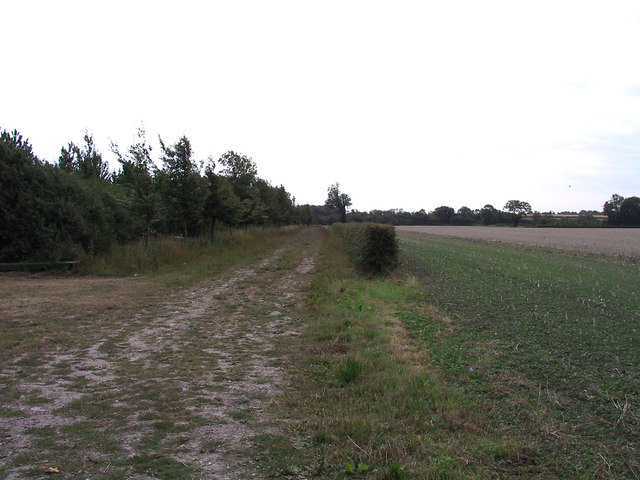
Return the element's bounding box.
[325,183,352,223]
[159,135,203,238]
[1,128,123,261]
[216,180,242,230]
[112,126,156,246]
[296,205,314,225]
[504,200,532,227]
[1,129,43,261]
[58,131,110,181]
[620,196,640,226]
[218,150,257,201]
[270,184,295,226]
[202,156,220,241]
[454,206,475,225]
[433,206,455,225]
[480,204,498,225]
[603,194,625,225]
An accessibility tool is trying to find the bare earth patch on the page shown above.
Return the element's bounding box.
[396,225,640,259]
[0,228,321,479]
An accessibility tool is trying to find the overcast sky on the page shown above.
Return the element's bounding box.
[2,1,639,213]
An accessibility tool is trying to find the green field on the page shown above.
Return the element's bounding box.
[398,231,639,478]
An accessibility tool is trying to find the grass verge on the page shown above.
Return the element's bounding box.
[271,228,540,479]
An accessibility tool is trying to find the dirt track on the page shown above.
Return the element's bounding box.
[0,228,321,479]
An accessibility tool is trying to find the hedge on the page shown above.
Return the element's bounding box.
[332,222,398,276]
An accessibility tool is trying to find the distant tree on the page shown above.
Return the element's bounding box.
[296,204,314,225]
[603,193,625,225]
[454,206,475,225]
[268,184,295,226]
[58,131,110,181]
[325,183,352,223]
[504,200,532,227]
[479,204,498,225]
[620,196,640,226]
[433,206,455,225]
[310,204,340,225]
[412,209,430,225]
[159,135,203,238]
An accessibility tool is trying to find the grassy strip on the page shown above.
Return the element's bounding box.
[77,226,302,277]
[272,228,539,479]
[398,231,640,479]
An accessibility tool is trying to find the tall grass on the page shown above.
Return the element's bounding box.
[78,226,302,276]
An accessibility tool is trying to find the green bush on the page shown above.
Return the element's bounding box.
[333,223,398,276]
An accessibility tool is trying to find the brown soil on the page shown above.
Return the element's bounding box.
[396,225,640,259]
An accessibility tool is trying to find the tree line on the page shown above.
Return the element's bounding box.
[3,126,638,263]
[319,185,640,228]
[0,127,310,262]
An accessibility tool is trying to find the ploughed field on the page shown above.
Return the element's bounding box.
[396,225,640,259]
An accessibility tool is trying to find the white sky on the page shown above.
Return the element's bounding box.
[2,0,640,213]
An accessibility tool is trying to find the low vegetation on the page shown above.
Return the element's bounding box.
[77,226,303,277]
[399,231,640,478]
[332,222,398,276]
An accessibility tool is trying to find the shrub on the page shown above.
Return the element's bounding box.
[333,223,398,276]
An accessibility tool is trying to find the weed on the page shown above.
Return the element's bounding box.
[384,461,407,480]
[344,461,357,474]
[312,431,330,444]
[337,357,364,385]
